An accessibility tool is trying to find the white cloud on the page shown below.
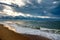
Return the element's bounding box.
[0,0,26,7]
[37,0,42,4]
[13,0,26,7]
[53,1,57,4]
[25,0,42,4]
[36,16,51,18]
[0,0,12,4]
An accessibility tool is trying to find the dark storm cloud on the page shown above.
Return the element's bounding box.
[10,0,60,17]
[50,4,60,17]
[10,1,51,16]
[0,4,4,11]
[0,2,15,11]
[11,2,44,16]
[0,0,60,19]
[0,0,58,17]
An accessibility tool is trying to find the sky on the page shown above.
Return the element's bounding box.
[0,0,60,20]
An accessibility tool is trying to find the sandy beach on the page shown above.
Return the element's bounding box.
[0,24,51,40]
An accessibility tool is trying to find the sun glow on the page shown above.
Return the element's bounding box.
[3,9,25,17]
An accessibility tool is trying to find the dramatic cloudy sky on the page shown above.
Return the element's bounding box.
[0,0,60,20]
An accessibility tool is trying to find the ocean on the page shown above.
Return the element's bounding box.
[0,20,60,40]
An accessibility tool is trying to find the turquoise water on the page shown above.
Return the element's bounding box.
[0,20,60,34]
[0,20,60,29]
[22,21,60,29]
